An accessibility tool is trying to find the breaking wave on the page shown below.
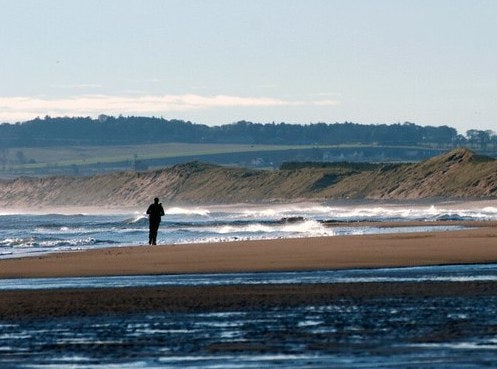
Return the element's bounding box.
[1,200,496,258]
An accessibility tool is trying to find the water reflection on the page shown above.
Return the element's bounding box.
[2,263,497,290]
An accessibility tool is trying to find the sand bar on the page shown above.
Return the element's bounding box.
[2,281,497,320]
[1,221,497,279]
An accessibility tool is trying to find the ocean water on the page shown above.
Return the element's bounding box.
[1,201,496,259]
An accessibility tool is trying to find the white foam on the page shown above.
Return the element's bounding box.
[411,342,497,350]
[206,202,497,223]
[130,214,147,223]
[165,207,210,216]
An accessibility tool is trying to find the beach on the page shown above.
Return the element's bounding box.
[3,221,497,367]
[1,220,497,318]
[1,220,497,279]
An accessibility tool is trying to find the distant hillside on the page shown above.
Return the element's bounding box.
[0,148,496,208]
[2,117,497,177]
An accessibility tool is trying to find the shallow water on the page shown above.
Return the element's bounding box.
[2,295,497,368]
[2,265,497,368]
[2,263,497,290]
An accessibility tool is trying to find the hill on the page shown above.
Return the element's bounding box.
[2,117,497,177]
[0,116,461,148]
[0,148,496,208]
[325,148,497,199]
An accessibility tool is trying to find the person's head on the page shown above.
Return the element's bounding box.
[154,197,159,204]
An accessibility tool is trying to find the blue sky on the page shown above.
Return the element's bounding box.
[1,0,496,134]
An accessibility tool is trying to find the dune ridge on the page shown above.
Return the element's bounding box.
[0,148,496,207]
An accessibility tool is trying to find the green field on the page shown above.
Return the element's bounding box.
[0,142,451,178]
[2,143,328,171]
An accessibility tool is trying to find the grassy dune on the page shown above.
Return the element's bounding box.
[0,148,496,207]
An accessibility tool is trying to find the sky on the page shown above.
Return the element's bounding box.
[1,0,496,134]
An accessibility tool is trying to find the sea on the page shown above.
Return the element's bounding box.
[2,200,497,368]
[1,201,497,259]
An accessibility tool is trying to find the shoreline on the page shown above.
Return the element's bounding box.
[1,220,497,279]
[2,221,497,320]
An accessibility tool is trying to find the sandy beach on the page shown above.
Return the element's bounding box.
[1,220,497,279]
[1,221,497,320]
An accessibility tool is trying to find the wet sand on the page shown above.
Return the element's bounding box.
[2,281,497,320]
[1,221,497,320]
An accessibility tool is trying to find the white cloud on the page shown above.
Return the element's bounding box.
[0,94,339,123]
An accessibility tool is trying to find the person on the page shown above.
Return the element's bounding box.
[146,197,165,245]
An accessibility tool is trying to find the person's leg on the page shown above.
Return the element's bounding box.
[149,223,155,245]
[150,222,159,245]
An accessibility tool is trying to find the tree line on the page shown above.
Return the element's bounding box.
[0,115,495,149]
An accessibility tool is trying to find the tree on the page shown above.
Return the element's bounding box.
[466,129,491,149]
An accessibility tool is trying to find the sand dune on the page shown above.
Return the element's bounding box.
[1,149,496,207]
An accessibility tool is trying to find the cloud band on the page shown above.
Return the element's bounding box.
[0,94,339,123]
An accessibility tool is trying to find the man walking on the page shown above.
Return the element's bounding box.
[146,197,165,245]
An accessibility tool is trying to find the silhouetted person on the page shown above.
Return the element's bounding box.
[146,197,165,245]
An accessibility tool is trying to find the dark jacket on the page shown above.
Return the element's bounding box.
[147,203,165,223]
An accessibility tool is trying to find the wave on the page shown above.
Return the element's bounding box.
[0,236,119,248]
[126,214,148,224]
[166,216,309,230]
[36,237,101,248]
[165,207,211,216]
[175,219,331,237]
[2,201,497,260]
[0,237,36,248]
[428,207,497,222]
[125,208,211,226]
[6,202,496,226]
[317,205,497,222]
[194,203,497,223]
